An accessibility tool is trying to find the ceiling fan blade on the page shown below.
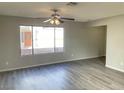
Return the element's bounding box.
[43,19,51,23]
[59,19,64,23]
[61,17,75,21]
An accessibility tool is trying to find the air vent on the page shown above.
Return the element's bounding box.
[67,2,78,6]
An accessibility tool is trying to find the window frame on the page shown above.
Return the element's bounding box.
[19,25,64,56]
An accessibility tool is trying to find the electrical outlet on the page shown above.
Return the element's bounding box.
[71,54,74,57]
[6,61,8,65]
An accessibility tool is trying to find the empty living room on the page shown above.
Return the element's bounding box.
[0,1,124,92]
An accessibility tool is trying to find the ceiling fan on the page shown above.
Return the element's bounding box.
[43,9,75,25]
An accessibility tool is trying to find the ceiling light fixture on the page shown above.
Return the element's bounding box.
[50,17,61,25]
[66,2,78,6]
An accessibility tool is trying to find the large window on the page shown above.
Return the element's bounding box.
[20,26,64,56]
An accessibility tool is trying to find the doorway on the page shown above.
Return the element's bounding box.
[90,25,107,65]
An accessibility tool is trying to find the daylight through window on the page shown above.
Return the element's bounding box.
[20,26,64,56]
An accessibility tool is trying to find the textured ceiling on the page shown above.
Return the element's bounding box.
[0,2,124,22]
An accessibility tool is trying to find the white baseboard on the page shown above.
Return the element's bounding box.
[106,65,124,73]
[0,56,103,73]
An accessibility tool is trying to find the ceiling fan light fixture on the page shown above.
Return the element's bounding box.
[49,17,60,25]
[50,19,54,24]
[55,19,60,25]
[43,9,75,25]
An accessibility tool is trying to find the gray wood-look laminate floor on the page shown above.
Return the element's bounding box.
[0,57,124,90]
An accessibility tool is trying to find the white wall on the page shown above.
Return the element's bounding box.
[0,15,106,71]
[87,15,124,72]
